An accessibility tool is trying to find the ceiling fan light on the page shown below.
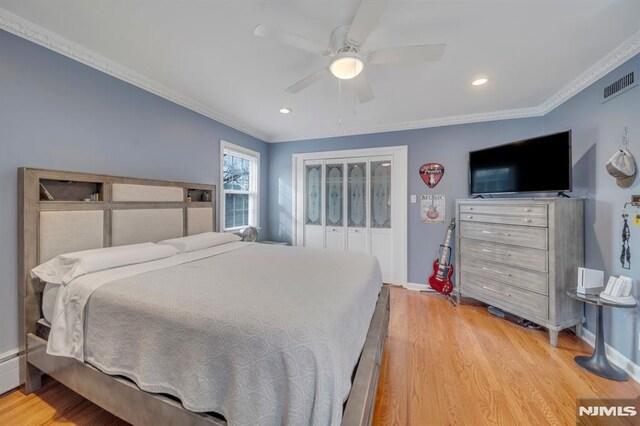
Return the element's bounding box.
[330,56,364,80]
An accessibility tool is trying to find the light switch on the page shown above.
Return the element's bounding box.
[410,195,417,203]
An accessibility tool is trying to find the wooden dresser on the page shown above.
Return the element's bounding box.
[455,198,584,345]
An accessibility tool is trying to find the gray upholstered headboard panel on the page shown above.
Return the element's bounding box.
[39,210,105,263]
[112,208,184,246]
[187,207,214,235]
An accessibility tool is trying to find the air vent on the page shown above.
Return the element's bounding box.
[602,66,637,103]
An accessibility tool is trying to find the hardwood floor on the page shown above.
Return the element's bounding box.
[1,287,639,425]
[373,288,640,425]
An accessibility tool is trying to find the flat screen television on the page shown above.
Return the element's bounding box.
[469,130,572,195]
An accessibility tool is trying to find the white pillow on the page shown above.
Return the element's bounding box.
[158,232,242,253]
[30,242,178,285]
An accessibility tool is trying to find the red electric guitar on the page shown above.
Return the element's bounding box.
[428,218,456,295]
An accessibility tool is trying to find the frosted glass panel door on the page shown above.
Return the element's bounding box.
[325,164,343,227]
[305,164,322,225]
[371,161,391,228]
[294,147,407,284]
[347,162,367,253]
[348,163,367,227]
[304,163,323,249]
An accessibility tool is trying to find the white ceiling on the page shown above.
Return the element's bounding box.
[1,0,639,142]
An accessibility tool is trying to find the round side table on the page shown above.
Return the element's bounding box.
[566,288,637,381]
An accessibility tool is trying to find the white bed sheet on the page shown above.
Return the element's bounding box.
[47,242,382,426]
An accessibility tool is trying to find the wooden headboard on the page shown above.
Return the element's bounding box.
[18,168,216,355]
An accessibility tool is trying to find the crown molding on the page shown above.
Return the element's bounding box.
[538,29,640,115]
[1,7,639,144]
[270,106,545,142]
[0,7,271,142]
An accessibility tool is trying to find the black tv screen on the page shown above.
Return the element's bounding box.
[469,131,572,195]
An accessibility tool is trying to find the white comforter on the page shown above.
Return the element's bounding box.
[48,242,382,426]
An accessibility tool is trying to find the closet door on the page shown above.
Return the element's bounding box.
[370,157,393,282]
[347,161,368,253]
[303,161,323,249]
[325,162,345,251]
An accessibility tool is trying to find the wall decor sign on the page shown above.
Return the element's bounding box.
[419,163,445,188]
[421,195,446,224]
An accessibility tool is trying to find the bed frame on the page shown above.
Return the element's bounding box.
[18,167,390,426]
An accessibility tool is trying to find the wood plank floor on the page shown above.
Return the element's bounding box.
[2,287,639,425]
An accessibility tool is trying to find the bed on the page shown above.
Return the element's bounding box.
[18,168,390,426]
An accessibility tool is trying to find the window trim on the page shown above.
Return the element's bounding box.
[220,140,260,232]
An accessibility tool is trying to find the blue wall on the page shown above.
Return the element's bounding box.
[268,54,640,363]
[0,29,269,355]
[545,53,640,362]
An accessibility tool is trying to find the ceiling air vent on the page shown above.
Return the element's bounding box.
[602,66,637,103]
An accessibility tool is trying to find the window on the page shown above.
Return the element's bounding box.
[221,141,259,231]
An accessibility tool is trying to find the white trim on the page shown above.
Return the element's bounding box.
[404,282,434,292]
[538,29,640,115]
[220,140,260,232]
[0,353,22,395]
[273,106,544,142]
[292,146,408,284]
[1,7,638,143]
[291,155,299,246]
[580,328,640,384]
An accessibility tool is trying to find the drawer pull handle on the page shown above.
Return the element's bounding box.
[468,207,474,211]
[482,230,511,237]
[482,267,512,277]
[481,248,510,256]
[524,208,532,212]
[524,218,532,223]
[482,285,511,297]
[468,215,474,219]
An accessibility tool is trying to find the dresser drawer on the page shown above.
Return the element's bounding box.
[460,238,548,272]
[460,256,548,295]
[459,204,547,216]
[459,221,548,250]
[461,271,549,318]
[460,212,547,227]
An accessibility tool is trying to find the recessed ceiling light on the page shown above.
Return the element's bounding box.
[279,107,292,114]
[472,78,489,86]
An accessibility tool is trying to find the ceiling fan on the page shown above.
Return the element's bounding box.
[254,0,446,103]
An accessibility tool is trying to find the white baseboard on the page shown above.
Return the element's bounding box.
[0,350,21,395]
[403,282,434,292]
[580,328,640,384]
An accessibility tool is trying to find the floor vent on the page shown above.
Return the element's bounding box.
[602,67,637,103]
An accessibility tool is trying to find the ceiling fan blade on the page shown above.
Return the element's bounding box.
[347,0,388,47]
[356,72,375,103]
[254,24,330,56]
[285,68,330,94]
[367,44,446,65]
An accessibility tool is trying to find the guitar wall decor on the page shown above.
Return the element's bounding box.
[428,218,456,298]
[419,163,445,188]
